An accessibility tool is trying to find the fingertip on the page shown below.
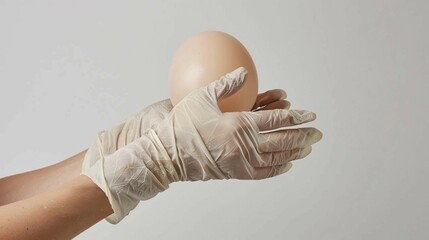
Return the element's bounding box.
[279,89,287,100]
[231,66,248,82]
[304,111,317,122]
[315,128,323,141]
[299,146,312,158]
[210,66,248,100]
[279,162,293,174]
[308,128,323,143]
[284,100,291,110]
[294,110,317,123]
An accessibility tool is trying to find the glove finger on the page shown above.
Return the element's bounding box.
[251,146,312,167]
[206,67,248,101]
[258,127,322,152]
[252,89,287,110]
[254,99,291,111]
[251,162,293,179]
[247,109,317,132]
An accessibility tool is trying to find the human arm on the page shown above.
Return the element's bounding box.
[0,150,87,206]
[0,175,113,240]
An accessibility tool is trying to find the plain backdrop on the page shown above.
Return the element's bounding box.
[1,1,428,239]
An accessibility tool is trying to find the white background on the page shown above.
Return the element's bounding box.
[1,1,428,239]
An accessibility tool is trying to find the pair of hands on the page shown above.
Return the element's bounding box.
[82,67,322,223]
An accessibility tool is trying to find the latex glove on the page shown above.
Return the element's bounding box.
[89,90,290,158]
[82,67,322,223]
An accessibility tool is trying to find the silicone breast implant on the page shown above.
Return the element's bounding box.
[168,31,258,112]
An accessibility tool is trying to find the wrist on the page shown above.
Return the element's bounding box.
[81,133,173,224]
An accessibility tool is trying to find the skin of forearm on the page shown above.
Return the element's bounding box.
[0,175,113,240]
[0,149,87,206]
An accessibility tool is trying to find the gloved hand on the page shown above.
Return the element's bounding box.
[88,89,292,160]
[82,67,322,223]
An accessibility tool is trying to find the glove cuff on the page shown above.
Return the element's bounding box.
[82,131,178,224]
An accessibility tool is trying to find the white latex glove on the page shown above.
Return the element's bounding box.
[82,67,322,223]
[89,89,292,158]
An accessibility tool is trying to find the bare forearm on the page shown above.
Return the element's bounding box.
[0,175,113,240]
[0,149,87,206]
